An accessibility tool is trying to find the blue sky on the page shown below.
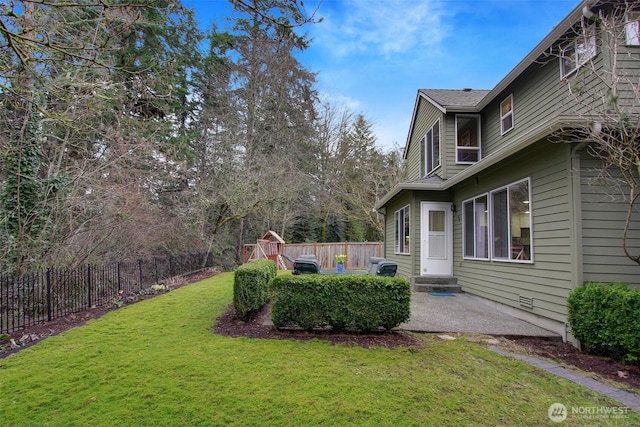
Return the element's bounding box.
[183,0,581,150]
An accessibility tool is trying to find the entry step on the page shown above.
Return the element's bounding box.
[412,276,461,293]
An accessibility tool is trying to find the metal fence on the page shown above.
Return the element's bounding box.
[0,252,217,335]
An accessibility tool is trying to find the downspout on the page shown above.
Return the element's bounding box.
[376,207,387,258]
[568,141,587,344]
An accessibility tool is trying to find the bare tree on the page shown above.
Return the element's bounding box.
[550,1,640,265]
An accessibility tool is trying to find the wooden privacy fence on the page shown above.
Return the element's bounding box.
[0,252,217,335]
[282,242,383,270]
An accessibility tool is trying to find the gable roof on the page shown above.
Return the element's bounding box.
[383,0,600,210]
[403,89,490,158]
[420,89,490,113]
[403,0,597,159]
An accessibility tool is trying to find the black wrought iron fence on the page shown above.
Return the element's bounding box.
[0,252,218,334]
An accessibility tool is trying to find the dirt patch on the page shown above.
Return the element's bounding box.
[505,337,640,391]
[213,302,422,349]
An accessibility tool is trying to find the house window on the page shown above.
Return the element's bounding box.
[395,205,410,254]
[560,24,597,78]
[420,120,440,177]
[625,10,640,45]
[463,195,489,259]
[500,95,514,135]
[490,179,532,262]
[456,115,481,164]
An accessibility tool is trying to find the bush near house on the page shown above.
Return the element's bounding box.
[270,275,411,332]
[233,260,277,320]
[568,282,640,365]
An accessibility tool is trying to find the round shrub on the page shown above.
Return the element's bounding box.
[568,282,640,365]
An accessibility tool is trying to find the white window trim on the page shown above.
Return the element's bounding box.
[463,178,533,264]
[489,178,533,264]
[625,10,640,46]
[421,120,441,177]
[455,114,481,165]
[462,194,490,261]
[500,94,514,135]
[394,205,410,255]
[560,24,597,79]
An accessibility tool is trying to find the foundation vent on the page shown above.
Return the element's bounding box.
[519,295,534,309]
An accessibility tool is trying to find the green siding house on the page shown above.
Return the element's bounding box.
[376,0,640,341]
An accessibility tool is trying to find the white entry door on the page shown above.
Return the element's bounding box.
[420,202,453,276]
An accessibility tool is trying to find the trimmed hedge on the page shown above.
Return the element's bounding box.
[567,282,640,365]
[233,260,277,321]
[270,275,411,332]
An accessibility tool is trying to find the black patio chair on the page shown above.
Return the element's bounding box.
[293,257,321,275]
[376,261,398,277]
[366,257,387,275]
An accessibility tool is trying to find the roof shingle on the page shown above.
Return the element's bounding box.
[420,89,490,110]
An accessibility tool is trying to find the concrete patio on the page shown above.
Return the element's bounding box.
[401,291,560,339]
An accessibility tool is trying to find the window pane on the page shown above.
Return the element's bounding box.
[404,209,410,254]
[502,114,513,132]
[509,181,530,260]
[561,44,576,77]
[458,149,479,163]
[425,130,432,175]
[626,12,640,45]
[395,211,400,252]
[433,122,440,169]
[428,210,445,258]
[492,189,509,258]
[475,196,488,258]
[501,97,512,116]
[429,211,445,232]
[420,136,426,177]
[463,201,475,257]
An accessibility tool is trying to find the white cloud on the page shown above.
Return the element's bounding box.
[318,90,362,112]
[316,0,446,57]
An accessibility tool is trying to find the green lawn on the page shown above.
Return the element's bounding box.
[0,272,636,426]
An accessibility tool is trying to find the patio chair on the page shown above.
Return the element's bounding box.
[366,257,387,275]
[293,257,321,275]
[376,261,397,277]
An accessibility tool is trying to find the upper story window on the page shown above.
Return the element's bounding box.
[625,10,640,45]
[500,95,514,135]
[395,205,410,254]
[420,120,440,177]
[560,24,597,78]
[456,114,481,164]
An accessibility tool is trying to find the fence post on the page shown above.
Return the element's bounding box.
[344,242,349,269]
[87,263,92,308]
[46,268,52,322]
[117,262,121,292]
[138,259,143,289]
